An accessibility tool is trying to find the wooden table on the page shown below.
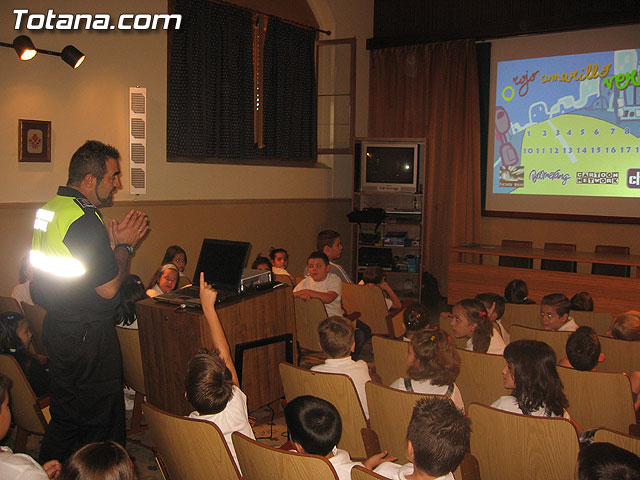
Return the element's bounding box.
[136,286,296,415]
[448,244,640,315]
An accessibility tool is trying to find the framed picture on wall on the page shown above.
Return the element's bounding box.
[19,119,51,162]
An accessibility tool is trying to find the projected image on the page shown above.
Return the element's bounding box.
[493,48,640,197]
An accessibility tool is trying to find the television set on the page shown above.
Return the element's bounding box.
[359,142,420,193]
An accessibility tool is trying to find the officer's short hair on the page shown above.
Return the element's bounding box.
[67,140,120,186]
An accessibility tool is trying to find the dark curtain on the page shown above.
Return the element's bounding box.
[167,0,254,158]
[368,40,481,294]
[259,18,317,160]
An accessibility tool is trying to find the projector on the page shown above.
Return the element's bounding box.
[240,268,273,292]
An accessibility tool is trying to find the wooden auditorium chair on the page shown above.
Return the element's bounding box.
[557,367,636,433]
[274,273,294,287]
[540,242,577,272]
[469,402,580,480]
[455,348,510,407]
[232,432,339,480]
[497,303,540,332]
[144,402,241,480]
[0,295,22,314]
[293,297,327,352]
[20,301,46,355]
[0,354,49,453]
[591,244,631,277]
[509,325,570,362]
[498,239,533,269]
[351,466,389,480]
[116,326,147,434]
[568,310,612,336]
[342,283,391,336]
[371,335,408,386]
[598,335,640,375]
[352,460,481,480]
[279,362,371,459]
[593,428,640,456]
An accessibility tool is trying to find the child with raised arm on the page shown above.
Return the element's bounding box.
[375,396,471,480]
[184,273,255,469]
[284,395,395,480]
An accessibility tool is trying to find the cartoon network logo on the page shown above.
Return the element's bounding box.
[13,9,181,30]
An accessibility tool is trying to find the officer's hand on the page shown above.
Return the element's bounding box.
[113,209,149,246]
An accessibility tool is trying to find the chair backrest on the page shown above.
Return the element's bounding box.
[232,432,338,480]
[144,402,241,480]
[510,325,570,361]
[20,302,46,356]
[592,245,631,277]
[0,354,47,435]
[541,242,577,272]
[468,402,580,480]
[598,335,640,375]
[371,336,408,386]
[500,303,540,332]
[342,283,390,336]
[293,297,327,351]
[115,326,146,395]
[499,239,533,269]
[568,310,612,336]
[455,348,509,407]
[351,465,389,480]
[557,367,635,432]
[279,362,369,458]
[0,296,22,314]
[366,382,454,464]
[593,428,640,456]
[274,274,294,287]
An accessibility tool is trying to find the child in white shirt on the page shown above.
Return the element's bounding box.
[475,292,510,344]
[540,293,579,332]
[447,299,506,355]
[294,252,344,317]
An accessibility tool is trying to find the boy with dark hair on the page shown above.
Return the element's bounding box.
[316,230,352,283]
[475,292,510,343]
[185,273,255,468]
[577,442,640,480]
[540,293,578,331]
[376,396,471,480]
[558,326,603,371]
[294,252,344,317]
[312,317,372,418]
[360,266,401,310]
[0,374,61,479]
[284,395,394,480]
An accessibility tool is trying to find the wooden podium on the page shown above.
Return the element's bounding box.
[136,286,296,415]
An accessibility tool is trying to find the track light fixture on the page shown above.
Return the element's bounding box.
[0,35,85,68]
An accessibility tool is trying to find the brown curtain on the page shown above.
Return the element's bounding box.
[368,40,481,296]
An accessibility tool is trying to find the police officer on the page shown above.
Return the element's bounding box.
[31,140,148,463]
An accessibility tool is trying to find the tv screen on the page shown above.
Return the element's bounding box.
[365,146,415,184]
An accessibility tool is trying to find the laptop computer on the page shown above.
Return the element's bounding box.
[155,238,251,307]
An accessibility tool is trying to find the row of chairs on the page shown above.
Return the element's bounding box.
[499,240,631,277]
[499,302,613,334]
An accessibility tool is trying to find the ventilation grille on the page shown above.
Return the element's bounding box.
[129,87,146,194]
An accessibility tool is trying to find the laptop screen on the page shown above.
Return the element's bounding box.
[192,238,251,291]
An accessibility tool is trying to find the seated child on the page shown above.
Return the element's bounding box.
[161,245,190,287]
[558,326,603,371]
[359,266,401,310]
[184,273,255,468]
[269,248,293,278]
[0,374,61,479]
[11,254,34,306]
[251,255,272,272]
[311,317,371,418]
[294,252,344,317]
[540,293,578,331]
[113,274,147,329]
[570,292,594,312]
[316,230,352,283]
[284,395,394,480]
[504,279,535,304]
[576,442,640,480]
[448,299,506,355]
[59,441,135,480]
[403,302,429,341]
[390,329,465,411]
[607,312,640,412]
[0,312,49,397]
[375,396,471,480]
[146,264,179,298]
[475,292,510,344]
[492,339,571,419]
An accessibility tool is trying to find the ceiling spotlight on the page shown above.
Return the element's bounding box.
[0,35,85,69]
[13,35,37,60]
